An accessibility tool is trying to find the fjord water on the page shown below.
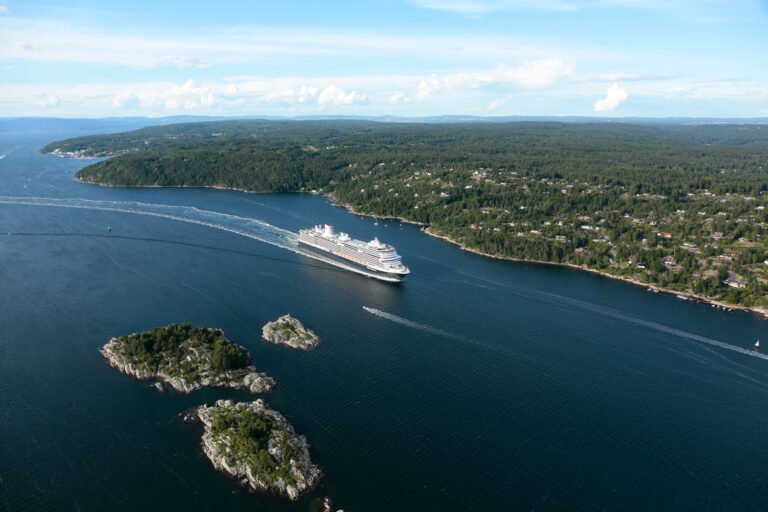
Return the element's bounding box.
[1,126,767,512]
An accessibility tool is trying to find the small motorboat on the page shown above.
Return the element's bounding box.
[755,339,760,350]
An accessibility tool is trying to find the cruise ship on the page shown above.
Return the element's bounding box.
[298,224,410,282]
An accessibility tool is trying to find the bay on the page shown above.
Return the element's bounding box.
[1,124,767,511]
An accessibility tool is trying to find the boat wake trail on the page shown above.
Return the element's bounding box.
[0,196,298,251]
[540,292,768,361]
[362,306,462,339]
[361,306,528,359]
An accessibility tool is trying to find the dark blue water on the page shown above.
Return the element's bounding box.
[1,125,767,511]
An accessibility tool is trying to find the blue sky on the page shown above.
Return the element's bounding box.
[1,0,767,117]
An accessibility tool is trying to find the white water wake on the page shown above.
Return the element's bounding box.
[0,196,298,251]
[362,306,531,358]
[540,292,768,361]
[362,306,462,339]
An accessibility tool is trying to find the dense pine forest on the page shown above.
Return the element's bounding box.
[43,120,768,310]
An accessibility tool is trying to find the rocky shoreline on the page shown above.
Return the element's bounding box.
[328,195,427,227]
[100,325,276,394]
[262,314,320,350]
[423,228,768,319]
[197,399,322,501]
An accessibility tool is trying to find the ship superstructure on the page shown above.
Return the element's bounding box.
[298,224,410,282]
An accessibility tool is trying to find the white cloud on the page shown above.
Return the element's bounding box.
[409,0,578,13]
[415,59,572,102]
[0,6,9,15]
[36,93,60,107]
[12,42,39,52]
[593,82,628,111]
[416,75,442,101]
[159,79,218,109]
[260,85,319,105]
[317,85,367,109]
[473,59,573,88]
[113,94,140,109]
[123,56,211,70]
[389,92,407,104]
[0,16,600,71]
[298,85,318,103]
[411,0,764,19]
[3,67,762,117]
[489,95,514,110]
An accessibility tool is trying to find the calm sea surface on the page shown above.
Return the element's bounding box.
[1,125,767,511]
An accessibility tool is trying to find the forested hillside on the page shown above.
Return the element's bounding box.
[43,120,768,309]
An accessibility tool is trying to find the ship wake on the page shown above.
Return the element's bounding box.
[362,306,526,357]
[0,196,298,251]
[540,292,768,361]
[362,306,460,339]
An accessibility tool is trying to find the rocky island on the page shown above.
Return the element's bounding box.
[100,323,275,394]
[197,399,322,501]
[262,314,320,351]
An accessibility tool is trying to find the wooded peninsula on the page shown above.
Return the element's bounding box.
[43,120,768,312]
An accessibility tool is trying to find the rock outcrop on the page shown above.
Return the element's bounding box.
[100,324,275,394]
[262,314,320,351]
[197,399,322,501]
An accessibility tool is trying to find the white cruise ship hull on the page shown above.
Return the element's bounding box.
[298,244,404,282]
[298,224,410,283]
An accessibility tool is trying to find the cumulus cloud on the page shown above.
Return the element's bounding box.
[131,79,222,110]
[164,80,217,109]
[36,93,60,107]
[416,75,441,101]
[261,85,319,105]
[593,82,628,111]
[317,85,366,108]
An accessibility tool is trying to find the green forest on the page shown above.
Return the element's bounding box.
[44,120,768,309]
[119,323,248,373]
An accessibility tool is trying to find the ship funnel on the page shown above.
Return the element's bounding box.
[324,224,335,236]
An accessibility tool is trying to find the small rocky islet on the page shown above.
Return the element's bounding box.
[197,399,322,501]
[262,314,320,350]
[101,321,338,504]
[100,323,275,394]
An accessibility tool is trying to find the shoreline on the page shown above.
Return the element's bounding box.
[326,195,428,227]
[196,399,322,502]
[422,227,768,320]
[72,175,768,320]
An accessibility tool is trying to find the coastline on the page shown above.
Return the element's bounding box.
[99,330,276,394]
[422,227,768,320]
[72,174,768,320]
[74,176,278,194]
[325,194,428,227]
